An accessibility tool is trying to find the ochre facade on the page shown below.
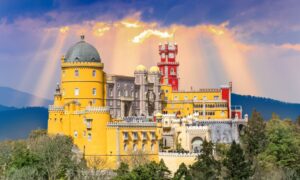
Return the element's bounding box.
[48,36,161,169]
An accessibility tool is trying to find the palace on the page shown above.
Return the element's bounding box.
[48,36,247,171]
[48,36,161,169]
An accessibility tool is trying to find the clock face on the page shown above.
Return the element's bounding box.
[169,53,174,58]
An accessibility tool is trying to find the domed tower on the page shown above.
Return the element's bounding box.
[134,65,148,115]
[148,66,162,114]
[61,35,105,107]
[49,35,110,163]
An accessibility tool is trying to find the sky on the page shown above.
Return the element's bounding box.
[0,0,300,105]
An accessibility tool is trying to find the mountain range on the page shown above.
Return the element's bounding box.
[0,87,299,140]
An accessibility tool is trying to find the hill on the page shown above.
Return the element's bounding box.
[232,93,300,120]
[0,107,48,140]
[0,87,52,108]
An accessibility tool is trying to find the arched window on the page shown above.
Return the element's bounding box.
[151,143,154,152]
[191,137,203,153]
[142,144,145,151]
[133,144,137,151]
[92,88,96,96]
[124,144,128,151]
[92,70,96,77]
[74,131,78,138]
[74,88,79,96]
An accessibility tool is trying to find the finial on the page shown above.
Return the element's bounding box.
[80,35,85,41]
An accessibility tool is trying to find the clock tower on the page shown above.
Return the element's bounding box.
[158,42,179,91]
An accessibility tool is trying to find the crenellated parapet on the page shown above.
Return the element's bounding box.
[48,105,64,112]
[159,152,200,157]
[107,122,157,127]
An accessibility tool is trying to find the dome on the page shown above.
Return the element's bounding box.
[135,65,147,72]
[64,35,101,63]
[149,66,160,73]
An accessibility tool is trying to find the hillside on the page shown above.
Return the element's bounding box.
[0,107,48,140]
[232,93,300,120]
[0,87,52,108]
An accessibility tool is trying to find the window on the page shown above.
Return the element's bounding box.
[123,132,128,140]
[151,132,156,140]
[184,96,188,100]
[174,96,178,100]
[133,132,138,140]
[92,99,96,105]
[118,90,121,97]
[193,96,197,101]
[214,96,219,100]
[151,143,154,152]
[131,91,134,97]
[88,133,92,141]
[74,88,79,96]
[170,68,175,75]
[92,88,96,96]
[142,132,147,140]
[125,90,128,97]
[75,69,79,77]
[133,144,137,151]
[221,111,225,117]
[124,144,128,151]
[203,96,207,100]
[142,144,145,151]
[135,91,139,98]
[74,131,78,138]
[92,70,96,77]
[109,89,113,97]
[83,131,86,137]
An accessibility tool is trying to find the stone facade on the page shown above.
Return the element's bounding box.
[106,65,162,119]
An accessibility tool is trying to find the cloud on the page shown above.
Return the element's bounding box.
[1,5,300,104]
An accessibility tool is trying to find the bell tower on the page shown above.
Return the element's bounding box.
[158,42,179,91]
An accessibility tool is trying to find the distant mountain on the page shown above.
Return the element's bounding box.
[0,104,16,112]
[232,93,300,120]
[0,87,52,108]
[0,107,48,140]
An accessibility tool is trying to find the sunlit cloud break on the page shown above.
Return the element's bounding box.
[132,29,173,43]
[60,26,69,33]
[121,21,140,28]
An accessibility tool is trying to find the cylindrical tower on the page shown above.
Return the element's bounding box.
[61,35,106,108]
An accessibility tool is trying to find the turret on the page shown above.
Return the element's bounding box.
[157,42,179,91]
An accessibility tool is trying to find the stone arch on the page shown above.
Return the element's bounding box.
[191,137,203,153]
[238,124,246,136]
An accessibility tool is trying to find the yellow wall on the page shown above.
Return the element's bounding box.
[161,85,229,119]
[48,58,161,170]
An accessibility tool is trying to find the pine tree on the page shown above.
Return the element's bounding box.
[189,139,221,179]
[173,163,192,180]
[223,141,252,180]
[242,110,266,160]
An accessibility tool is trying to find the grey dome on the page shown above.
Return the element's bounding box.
[65,36,101,63]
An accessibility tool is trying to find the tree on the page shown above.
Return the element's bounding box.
[223,141,252,180]
[257,116,300,178]
[173,163,192,180]
[242,110,266,160]
[189,139,221,179]
[296,116,300,127]
[113,160,171,180]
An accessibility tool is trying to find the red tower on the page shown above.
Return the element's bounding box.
[158,42,179,91]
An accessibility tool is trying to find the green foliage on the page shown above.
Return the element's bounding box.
[223,141,252,180]
[241,110,267,160]
[113,159,171,180]
[189,139,221,179]
[257,116,300,175]
[173,163,192,180]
